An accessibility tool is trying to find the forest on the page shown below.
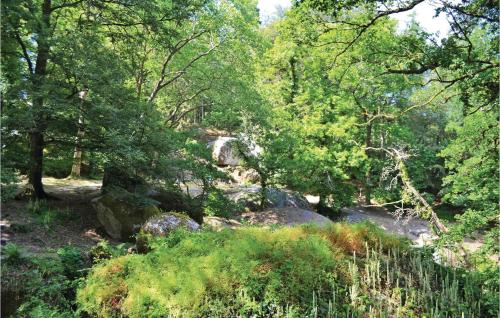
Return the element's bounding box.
[1,0,498,317]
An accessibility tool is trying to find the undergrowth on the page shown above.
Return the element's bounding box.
[77,222,498,318]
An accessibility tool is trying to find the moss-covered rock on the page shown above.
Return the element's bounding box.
[91,188,160,241]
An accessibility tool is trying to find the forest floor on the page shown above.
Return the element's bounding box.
[1,177,107,255]
[1,177,483,256]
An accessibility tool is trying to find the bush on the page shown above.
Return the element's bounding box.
[78,227,341,317]
[77,223,497,318]
[89,240,130,263]
[2,243,23,264]
[1,245,90,317]
[0,167,19,202]
[203,188,243,217]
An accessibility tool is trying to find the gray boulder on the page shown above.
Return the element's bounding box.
[136,212,200,253]
[91,188,160,241]
[141,212,200,236]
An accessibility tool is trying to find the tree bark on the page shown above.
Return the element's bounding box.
[70,115,84,178]
[26,0,52,198]
[364,120,373,205]
[70,90,87,178]
[259,175,267,211]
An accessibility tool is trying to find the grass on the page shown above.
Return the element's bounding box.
[27,200,78,230]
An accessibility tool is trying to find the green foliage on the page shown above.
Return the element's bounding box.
[1,244,92,317]
[0,167,18,202]
[2,243,24,264]
[203,188,243,218]
[57,246,86,279]
[27,200,73,230]
[89,240,130,264]
[78,225,496,317]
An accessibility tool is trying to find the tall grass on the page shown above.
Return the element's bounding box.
[289,244,494,318]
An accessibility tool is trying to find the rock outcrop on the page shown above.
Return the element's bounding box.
[241,207,332,227]
[212,137,241,166]
[91,188,160,241]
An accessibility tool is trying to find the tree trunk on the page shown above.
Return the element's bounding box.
[259,176,267,211]
[70,91,87,178]
[27,0,51,198]
[364,121,373,205]
[70,115,84,178]
[27,131,47,198]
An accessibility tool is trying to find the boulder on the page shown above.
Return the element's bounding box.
[226,186,311,211]
[141,212,200,236]
[241,207,332,227]
[91,188,160,241]
[212,137,241,166]
[203,216,242,231]
[228,167,260,184]
[137,212,200,252]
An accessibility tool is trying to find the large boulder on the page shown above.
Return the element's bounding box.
[226,186,311,211]
[227,166,260,184]
[240,207,332,227]
[141,212,200,236]
[136,212,200,252]
[212,137,241,166]
[91,188,160,241]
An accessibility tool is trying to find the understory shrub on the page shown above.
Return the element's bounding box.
[77,223,498,318]
[1,245,88,318]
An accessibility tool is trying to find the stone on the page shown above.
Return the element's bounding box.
[141,212,200,237]
[137,212,200,253]
[229,167,260,184]
[240,207,332,227]
[212,137,241,166]
[91,188,161,241]
[203,216,242,230]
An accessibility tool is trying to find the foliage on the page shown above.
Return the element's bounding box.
[78,225,496,317]
[0,167,19,202]
[26,200,74,229]
[203,188,243,218]
[1,244,93,317]
[2,243,24,264]
[89,240,131,264]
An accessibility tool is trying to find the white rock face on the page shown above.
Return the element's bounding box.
[212,137,241,166]
[210,135,262,167]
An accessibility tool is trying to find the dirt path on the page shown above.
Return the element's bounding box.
[1,177,107,254]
